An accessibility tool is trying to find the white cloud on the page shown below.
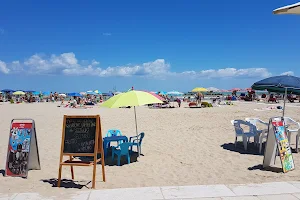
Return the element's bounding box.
[179,68,272,78]
[281,71,294,76]
[91,60,99,66]
[63,58,170,77]
[0,61,10,74]
[24,53,79,74]
[0,52,292,80]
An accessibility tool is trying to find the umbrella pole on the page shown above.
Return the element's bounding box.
[283,88,287,117]
[133,106,140,156]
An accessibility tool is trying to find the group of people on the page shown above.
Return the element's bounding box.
[61,95,101,108]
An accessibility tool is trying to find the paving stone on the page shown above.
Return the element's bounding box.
[222,196,260,200]
[228,182,300,196]
[161,185,235,199]
[89,187,164,200]
[257,194,299,200]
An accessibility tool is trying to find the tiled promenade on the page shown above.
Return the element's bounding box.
[2,181,300,199]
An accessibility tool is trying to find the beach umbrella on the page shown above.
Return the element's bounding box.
[94,90,102,94]
[33,91,40,95]
[230,88,241,92]
[252,75,300,117]
[101,90,163,156]
[206,87,220,92]
[156,91,167,95]
[68,92,82,97]
[42,91,50,96]
[59,93,66,97]
[144,91,165,101]
[167,90,184,96]
[86,90,97,95]
[13,91,25,95]
[1,89,15,93]
[191,87,208,92]
[273,2,300,15]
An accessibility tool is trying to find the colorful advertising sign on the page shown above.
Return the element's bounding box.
[5,123,33,177]
[272,120,295,173]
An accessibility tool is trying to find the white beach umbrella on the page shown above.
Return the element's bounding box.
[114,91,122,95]
[59,93,66,97]
[206,87,220,92]
[273,2,300,14]
[167,90,184,96]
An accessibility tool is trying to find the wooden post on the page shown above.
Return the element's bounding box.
[99,117,106,182]
[70,156,74,180]
[58,116,66,187]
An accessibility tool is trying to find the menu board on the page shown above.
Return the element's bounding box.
[272,120,295,173]
[63,117,97,154]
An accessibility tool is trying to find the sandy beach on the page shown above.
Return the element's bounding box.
[1,101,300,197]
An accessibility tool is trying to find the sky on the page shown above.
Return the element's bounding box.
[0,0,300,92]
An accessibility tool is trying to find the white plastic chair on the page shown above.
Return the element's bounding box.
[283,117,300,152]
[245,118,268,154]
[231,120,259,151]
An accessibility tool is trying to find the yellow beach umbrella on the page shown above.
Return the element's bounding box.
[13,91,25,95]
[101,90,163,155]
[191,87,208,92]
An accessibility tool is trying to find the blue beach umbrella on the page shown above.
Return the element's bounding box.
[42,91,51,96]
[1,89,15,93]
[33,91,40,95]
[156,91,167,95]
[68,92,82,97]
[252,75,300,116]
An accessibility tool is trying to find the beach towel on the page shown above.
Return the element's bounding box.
[254,106,282,111]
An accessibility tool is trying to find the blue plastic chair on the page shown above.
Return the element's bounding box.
[105,129,122,137]
[129,132,145,155]
[105,129,123,148]
[112,142,133,166]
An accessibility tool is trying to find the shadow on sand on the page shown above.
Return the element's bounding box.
[0,169,5,176]
[221,142,263,156]
[78,150,139,166]
[248,164,283,173]
[41,178,90,189]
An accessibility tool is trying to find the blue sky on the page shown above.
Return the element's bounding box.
[0,0,299,92]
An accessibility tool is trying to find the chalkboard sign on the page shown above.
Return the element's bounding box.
[58,115,105,189]
[63,117,97,154]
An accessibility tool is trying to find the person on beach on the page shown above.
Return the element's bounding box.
[196,92,202,106]
[176,98,181,107]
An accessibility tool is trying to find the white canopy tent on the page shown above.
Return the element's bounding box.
[273,2,300,14]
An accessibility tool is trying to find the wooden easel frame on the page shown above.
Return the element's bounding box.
[57,115,105,189]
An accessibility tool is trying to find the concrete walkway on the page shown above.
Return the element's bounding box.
[3,181,300,200]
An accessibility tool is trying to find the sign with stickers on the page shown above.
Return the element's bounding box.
[263,117,295,173]
[5,119,41,178]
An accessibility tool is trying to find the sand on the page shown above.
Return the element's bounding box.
[1,101,300,197]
